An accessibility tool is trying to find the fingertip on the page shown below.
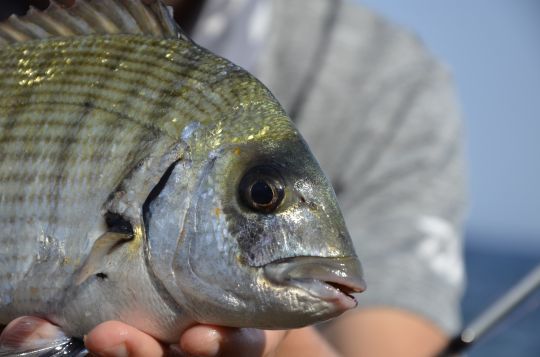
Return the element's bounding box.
[179,325,222,357]
[179,326,268,357]
[84,321,127,352]
[85,321,165,357]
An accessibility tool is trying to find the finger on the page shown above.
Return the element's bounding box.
[179,326,264,357]
[275,327,340,357]
[85,321,167,357]
[0,316,65,349]
[179,325,287,357]
[262,330,290,356]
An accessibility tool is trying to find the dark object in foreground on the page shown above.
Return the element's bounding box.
[438,264,540,356]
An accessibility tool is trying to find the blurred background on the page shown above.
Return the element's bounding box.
[358,0,540,355]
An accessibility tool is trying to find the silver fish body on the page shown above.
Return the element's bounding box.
[0,0,364,343]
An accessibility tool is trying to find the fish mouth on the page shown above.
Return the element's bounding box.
[263,256,366,310]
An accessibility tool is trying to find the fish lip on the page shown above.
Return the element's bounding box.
[263,256,366,310]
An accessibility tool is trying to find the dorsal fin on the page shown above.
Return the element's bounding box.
[0,0,187,46]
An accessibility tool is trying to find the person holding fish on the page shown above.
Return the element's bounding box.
[0,0,466,356]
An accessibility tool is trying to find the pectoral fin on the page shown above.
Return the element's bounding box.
[74,231,132,285]
[0,317,87,356]
[0,338,87,356]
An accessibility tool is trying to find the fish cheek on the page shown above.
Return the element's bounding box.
[227,212,269,265]
[222,206,288,267]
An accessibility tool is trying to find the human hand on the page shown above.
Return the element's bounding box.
[0,317,290,357]
[86,321,289,356]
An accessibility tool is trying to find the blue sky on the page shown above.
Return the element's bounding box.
[357,0,540,249]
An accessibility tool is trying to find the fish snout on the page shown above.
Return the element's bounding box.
[264,256,366,310]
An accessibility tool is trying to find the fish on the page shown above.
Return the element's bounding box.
[0,0,365,354]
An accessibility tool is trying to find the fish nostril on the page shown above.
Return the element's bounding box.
[297,193,317,210]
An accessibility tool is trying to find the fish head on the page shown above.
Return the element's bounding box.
[147,110,365,328]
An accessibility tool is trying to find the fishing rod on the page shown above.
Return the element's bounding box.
[437,263,540,356]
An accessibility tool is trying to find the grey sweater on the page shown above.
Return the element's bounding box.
[198,0,467,335]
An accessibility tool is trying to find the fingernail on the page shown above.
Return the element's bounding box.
[99,343,129,357]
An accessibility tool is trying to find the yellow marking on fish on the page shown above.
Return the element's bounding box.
[236,253,246,265]
[233,147,241,155]
[246,126,270,141]
[128,225,144,257]
[16,50,58,87]
[210,121,224,148]
[214,207,221,218]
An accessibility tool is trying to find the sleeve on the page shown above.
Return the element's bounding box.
[294,5,467,335]
[339,64,467,335]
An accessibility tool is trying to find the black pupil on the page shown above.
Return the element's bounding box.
[251,181,274,205]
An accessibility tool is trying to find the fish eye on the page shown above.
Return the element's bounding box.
[239,166,285,213]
